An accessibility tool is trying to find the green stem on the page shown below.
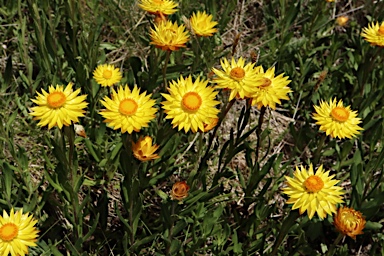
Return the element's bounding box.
[270,210,300,255]
[162,50,171,90]
[313,133,326,166]
[325,233,344,256]
[165,201,176,255]
[255,106,266,162]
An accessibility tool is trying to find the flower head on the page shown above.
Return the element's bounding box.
[313,98,363,139]
[138,0,178,15]
[0,208,39,256]
[190,11,218,37]
[161,75,220,133]
[282,164,344,220]
[250,66,292,109]
[203,117,219,132]
[336,16,349,27]
[212,57,260,100]
[171,181,190,201]
[361,21,384,47]
[93,64,122,87]
[132,136,160,161]
[99,85,157,134]
[30,83,88,129]
[150,20,189,51]
[334,206,366,240]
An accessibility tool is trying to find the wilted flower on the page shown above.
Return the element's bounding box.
[171,181,190,201]
[334,206,366,240]
[132,136,160,161]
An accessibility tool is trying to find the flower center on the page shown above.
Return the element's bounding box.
[230,67,245,81]
[378,25,384,36]
[182,92,202,111]
[331,107,350,122]
[164,28,177,41]
[47,92,66,108]
[103,70,113,79]
[259,77,272,88]
[0,223,19,241]
[304,175,324,192]
[119,99,138,115]
[342,212,359,229]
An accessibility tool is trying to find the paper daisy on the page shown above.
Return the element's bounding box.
[150,20,190,51]
[93,64,122,87]
[132,136,160,161]
[313,98,363,139]
[190,11,218,37]
[138,0,178,15]
[99,85,157,134]
[30,82,88,129]
[361,21,384,47]
[0,208,39,256]
[333,206,366,240]
[161,75,220,133]
[282,164,345,220]
[212,57,260,100]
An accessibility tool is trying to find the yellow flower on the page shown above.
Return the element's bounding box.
[250,66,292,109]
[336,16,349,27]
[30,83,88,130]
[282,164,344,220]
[203,117,219,132]
[212,57,260,100]
[99,85,157,134]
[313,98,363,139]
[361,21,384,47]
[171,181,190,201]
[161,75,220,133]
[132,136,160,161]
[190,11,218,37]
[0,208,38,256]
[93,64,122,87]
[333,206,366,240]
[150,20,190,51]
[138,0,177,15]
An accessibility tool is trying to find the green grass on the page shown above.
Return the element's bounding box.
[1,0,384,255]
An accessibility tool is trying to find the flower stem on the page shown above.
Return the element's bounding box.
[325,233,344,256]
[162,50,171,90]
[313,133,326,166]
[255,106,266,162]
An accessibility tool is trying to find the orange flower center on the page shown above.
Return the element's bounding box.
[331,107,349,122]
[0,223,18,241]
[182,92,202,111]
[47,92,66,108]
[259,77,272,88]
[103,69,113,79]
[378,25,384,36]
[230,67,245,81]
[119,99,138,115]
[304,175,324,192]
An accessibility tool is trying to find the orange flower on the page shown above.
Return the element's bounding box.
[203,117,219,132]
[171,181,190,201]
[333,206,366,240]
[132,136,160,161]
[336,16,349,27]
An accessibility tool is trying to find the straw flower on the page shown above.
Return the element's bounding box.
[171,181,190,201]
[161,75,220,133]
[190,11,218,37]
[212,57,260,100]
[99,85,157,134]
[203,117,219,132]
[132,136,160,161]
[93,64,122,87]
[250,66,292,109]
[138,0,177,16]
[313,98,363,139]
[150,20,189,51]
[30,82,88,129]
[0,208,39,256]
[361,21,384,47]
[336,16,349,27]
[333,206,366,240]
[282,164,344,219]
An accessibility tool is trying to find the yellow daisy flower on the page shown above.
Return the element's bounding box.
[99,85,157,134]
[138,0,178,15]
[0,208,38,256]
[161,75,220,133]
[361,21,384,47]
[150,20,190,51]
[313,98,363,139]
[30,83,88,130]
[250,66,292,109]
[190,11,218,37]
[132,136,160,161]
[212,57,260,100]
[282,164,344,220]
[93,64,122,87]
[333,206,366,240]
